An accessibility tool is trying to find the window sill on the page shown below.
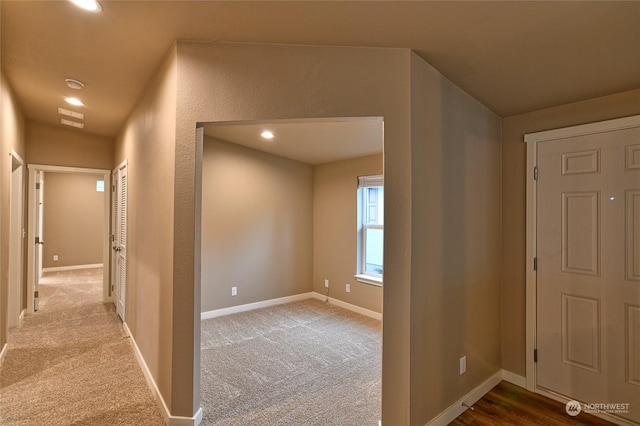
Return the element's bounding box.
[354,274,383,287]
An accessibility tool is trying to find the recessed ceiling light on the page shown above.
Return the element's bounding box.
[69,0,102,12]
[261,131,274,140]
[64,97,85,107]
[61,118,85,129]
[65,78,85,90]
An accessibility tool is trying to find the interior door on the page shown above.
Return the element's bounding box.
[112,163,127,320]
[536,127,640,423]
[33,171,44,311]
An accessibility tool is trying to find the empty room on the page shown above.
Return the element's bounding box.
[199,118,384,424]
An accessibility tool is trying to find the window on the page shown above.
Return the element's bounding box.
[356,175,383,285]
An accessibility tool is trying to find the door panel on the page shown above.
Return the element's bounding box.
[112,163,127,321]
[537,126,640,424]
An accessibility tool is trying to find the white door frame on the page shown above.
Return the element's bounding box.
[8,149,25,327]
[524,114,640,395]
[26,164,112,314]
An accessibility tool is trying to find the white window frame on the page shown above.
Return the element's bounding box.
[355,175,383,286]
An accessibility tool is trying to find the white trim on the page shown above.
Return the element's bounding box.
[201,292,383,322]
[27,163,110,175]
[311,292,382,320]
[201,292,314,320]
[42,263,104,273]
[10,148,24,165]
[123,322,203,426]
[19,309,26,321]
[425,370,503,426]
[524,114,640,144]
[524,114,640,397]
[0,343,8,366]
[501,370,527,388]
[354,274,383,287]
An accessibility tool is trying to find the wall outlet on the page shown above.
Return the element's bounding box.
[346,283,351,293]
[460,356,467,375]
[231,286,237,296]
[53,255,59,262]
[324,279,329,288]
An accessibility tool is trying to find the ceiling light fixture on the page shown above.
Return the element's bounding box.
[69,0,102,12]
[64,97,85,107]
[65,78,85,90]
[261,131,275,140]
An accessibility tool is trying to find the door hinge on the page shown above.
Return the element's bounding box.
[533,257,538,271]
[534,349,538,363]
[36,182,41,190]
[533,166,539,180]
[112,184,116,192]
[34,291,39,298]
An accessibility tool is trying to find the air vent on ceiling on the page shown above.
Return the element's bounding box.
[61,118,85,129]
[58,107,84,120]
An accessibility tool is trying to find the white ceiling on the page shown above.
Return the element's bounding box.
[2,1,639,154]
[203,118,383,165]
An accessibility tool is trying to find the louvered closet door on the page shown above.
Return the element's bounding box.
[536,127,640,424]
[114,164,127,321]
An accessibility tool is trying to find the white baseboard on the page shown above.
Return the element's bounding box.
[311,292,382,320]
[201,292,314,320]
[43,263,103,273]
[425,370,503,426]
[501,370,526,388]
[0,342,8,366]
[123,322,203,426]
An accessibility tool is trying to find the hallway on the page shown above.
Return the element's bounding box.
[0,269,165,425]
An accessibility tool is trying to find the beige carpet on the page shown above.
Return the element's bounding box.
[200,299,382,425]
[0,268,165,426]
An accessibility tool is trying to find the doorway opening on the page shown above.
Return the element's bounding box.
[26,165,112,315]
[8,150,25,328]
[197,117,384,423]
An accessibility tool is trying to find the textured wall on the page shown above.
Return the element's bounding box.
[113,46,178,411]
[501,88,640,377]
[26,121,114,170]
[313,154,383,313]
[0,74,26,354]
[42,173,104,269]
[176,42,412,421]
[201,137,313,312]
[409,52,502,424]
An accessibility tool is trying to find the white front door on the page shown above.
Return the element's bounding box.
[112,162,128,320]
[536,126,640,423]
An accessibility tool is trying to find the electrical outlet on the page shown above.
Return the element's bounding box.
[324,279,329,288]
[346,283,351,293]
[53,255,59,262]
[231,286,237,296]
[460,356,467,375]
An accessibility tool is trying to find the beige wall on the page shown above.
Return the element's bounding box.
[114,46,178,411]
[313,154,383,313]
[176,42,412,421]
[42,173,104,269]
[409,52,502,423]
[26,121,114,170]
[0,73,26,354]
[501,88,640,377]
[201,137,313,312]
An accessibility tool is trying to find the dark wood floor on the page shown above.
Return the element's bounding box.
[450,381,614,425]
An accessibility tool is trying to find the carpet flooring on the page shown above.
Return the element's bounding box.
[200,298,382,425]
[0,268,165,426]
